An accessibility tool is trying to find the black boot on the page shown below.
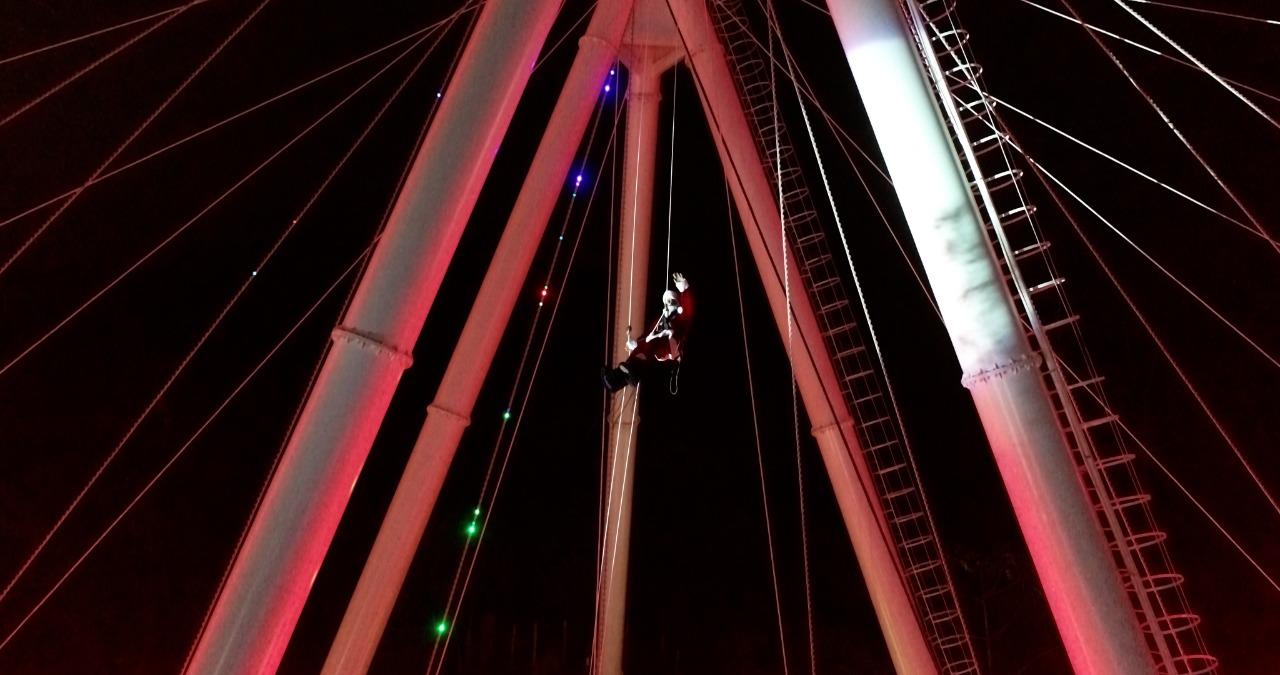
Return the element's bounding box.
[600,366,629,392]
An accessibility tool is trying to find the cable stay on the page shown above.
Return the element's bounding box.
[1008,140,1280,372]
[0,0,217,67]
[0,0,204,129]
[1111,0,1280,131]
[0,0,273,283]
[1012,0,1280,105]
[0,222,382,656]
[0,6,478,233]
[0,17,456,621]
[960,85,1277,248]
[1128,0,1280,26]
[1054,0,1280,259]
[0,23,453,383]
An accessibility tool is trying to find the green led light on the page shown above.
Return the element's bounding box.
[466,521,478,537]
[473,507,481,517]
[435,619,448,636]
[502,410,511,421]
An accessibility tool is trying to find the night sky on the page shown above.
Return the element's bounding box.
[0,1,1276,674]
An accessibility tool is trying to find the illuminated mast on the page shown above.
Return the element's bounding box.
[824,0,1155,672]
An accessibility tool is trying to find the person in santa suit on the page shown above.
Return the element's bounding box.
[601,272,693,392]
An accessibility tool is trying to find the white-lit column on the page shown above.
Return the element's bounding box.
[824,1,1154,673]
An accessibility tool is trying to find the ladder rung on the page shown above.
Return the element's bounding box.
[1068,375,1105,391]
[889,510,925,526]
[863,439,897,454]
[818,299,850,315]
[803,253,832,269]
[1093,452,1135,469]
[1109,529,1168,552]
[1012,241,1050,260]
[906,558,943,576]
[809,276,841,292]
[853,392,882,405]
[822,322,855,338]
[1102,492,1151,511]
[843,368,875,382]
[900,533,935,549]
[1080,414,1119,430]
[1027,277,1065,295]
[1043,315,1080,331]
[883,486,917,500]
[926,608,961,625]
[1125,572,1185,594]
[874,461,908,476]
[1144,612,1202,636]
[834,345,867,359]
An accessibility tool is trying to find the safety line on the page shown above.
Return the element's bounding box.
[591,66,623,674]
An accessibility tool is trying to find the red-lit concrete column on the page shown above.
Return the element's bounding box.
[824,0,1155,673]
[315,3,636,675]
[668,1,938,673]
[593,52,664,675]
[184,2,559,674]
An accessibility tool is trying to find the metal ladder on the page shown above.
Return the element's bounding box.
[709,2,981,672]
[906,1,1217,672]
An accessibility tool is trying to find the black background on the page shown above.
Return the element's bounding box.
[0,0,1276,673]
